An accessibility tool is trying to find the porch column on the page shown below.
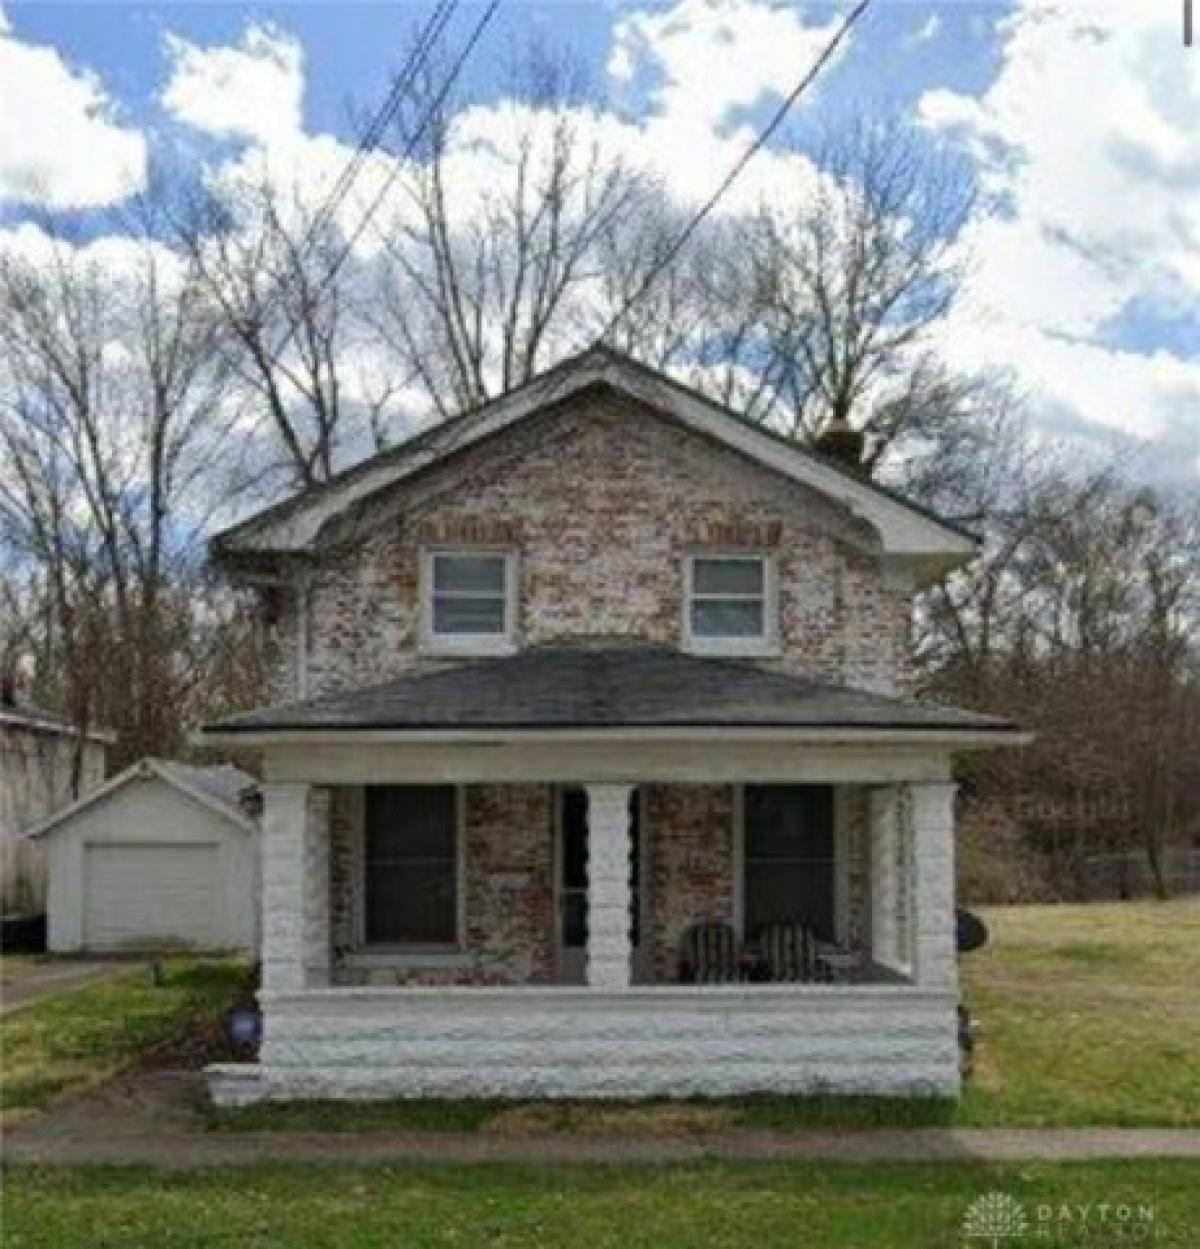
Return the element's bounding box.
[908,781,958,990]
[584,783,634,989]
[868,786,903,973]
[260,782,331,993]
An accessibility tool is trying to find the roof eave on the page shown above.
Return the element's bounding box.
[195,724,1031,751]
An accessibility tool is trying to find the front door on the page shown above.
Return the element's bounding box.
[555,788,646,984]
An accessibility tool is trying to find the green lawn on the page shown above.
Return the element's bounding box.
[958,900,1200,1127]
[1,960,249,1125]
[5,1161,1199,1248]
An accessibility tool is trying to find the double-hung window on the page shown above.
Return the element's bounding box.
[684,554,777,655]
[423,550,516,654]
[741,785,836,941]
[363,785,459,947]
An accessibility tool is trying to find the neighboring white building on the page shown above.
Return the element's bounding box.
[1,696,112,914]
[29,757,259,954]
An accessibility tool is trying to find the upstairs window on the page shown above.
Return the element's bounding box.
[684,554,777,655]
[422,550,516,654]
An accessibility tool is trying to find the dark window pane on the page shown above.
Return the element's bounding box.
[743,785,835,940]
[433,554,506,593]
[693,558,764,595]
[562,891,587,948]
[364,786,456,945]
[562,790,588,889]
[433,595,505,634]
[692,599,764,638]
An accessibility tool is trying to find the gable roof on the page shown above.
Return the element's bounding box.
[200,644,1023,747]
[211,346,978,585]
[25,757,258,840]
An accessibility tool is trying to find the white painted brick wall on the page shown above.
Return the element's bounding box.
[211,985,961,1104]
[261,783,331,992]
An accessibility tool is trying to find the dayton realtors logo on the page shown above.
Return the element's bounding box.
[962,1192,1028,1247]
[961,1191,1166,1245]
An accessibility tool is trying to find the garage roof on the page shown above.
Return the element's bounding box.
[25,757,258,839]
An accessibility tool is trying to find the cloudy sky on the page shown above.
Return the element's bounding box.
[1,0,1197,482]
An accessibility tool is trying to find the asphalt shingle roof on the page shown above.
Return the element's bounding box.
[203,645,1018,735]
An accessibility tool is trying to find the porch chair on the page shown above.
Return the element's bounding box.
[751,921,823,983]
[677,921,742,983]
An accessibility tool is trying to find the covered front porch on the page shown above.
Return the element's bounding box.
[201,647,1021,1105]
[211,758,964,1106]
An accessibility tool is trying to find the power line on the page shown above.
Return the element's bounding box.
[235,0,458,342]
[300,0,459,250]
[258,0,502,388]
[596,0,873,347]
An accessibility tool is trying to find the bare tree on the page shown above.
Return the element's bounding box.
[372,45,659,416]
[172,165,380,488]
[748,118,973,457]
[0,201,252,765]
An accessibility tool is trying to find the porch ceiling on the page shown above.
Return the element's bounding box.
[200,644,1022,746]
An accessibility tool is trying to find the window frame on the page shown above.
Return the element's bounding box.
[682,552,779,657]
[733,784,843,943]
[358,784,466,955]
[420,547,518,657]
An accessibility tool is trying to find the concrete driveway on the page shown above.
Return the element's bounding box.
[0,958,144,1016]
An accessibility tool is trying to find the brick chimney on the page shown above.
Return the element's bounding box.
[814,414,865,469]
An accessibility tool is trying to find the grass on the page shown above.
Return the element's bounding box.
[0,959,249,1126]
[213,900,1200,1134]
[957,899,1200,1127]
[4,1161,1199,1247]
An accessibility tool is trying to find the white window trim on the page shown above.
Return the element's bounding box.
[356,783,467,958]
[420,548,518,657]
[682,552,780,658]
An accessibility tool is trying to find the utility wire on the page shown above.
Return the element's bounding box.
[300,0,458,250]
[238,0,457,344]
[259,0,501,377]
[596,0,873,347]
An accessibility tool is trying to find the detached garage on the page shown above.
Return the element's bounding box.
[30,758,258,954]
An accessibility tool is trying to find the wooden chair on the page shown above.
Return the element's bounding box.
[678,921,741,983]
[751,921,822,983]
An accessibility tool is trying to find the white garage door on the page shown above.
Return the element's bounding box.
[84,843,221,951]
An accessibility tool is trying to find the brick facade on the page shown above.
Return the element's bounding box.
[265,391,913,703]
[329,781,871,987]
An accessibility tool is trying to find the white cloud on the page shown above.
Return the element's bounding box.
[0,16,146,207]
[603,0,845,212]
[162,24,305,147]
[610,0,845,134]
[920,0,1200,472]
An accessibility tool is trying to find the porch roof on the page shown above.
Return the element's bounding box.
[201,645,1020,740]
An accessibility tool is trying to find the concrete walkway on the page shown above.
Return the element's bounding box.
[5,1071,1200,1169]
[0,959,142,1016]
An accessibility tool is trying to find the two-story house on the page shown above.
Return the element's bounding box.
[200,347,1024,1106]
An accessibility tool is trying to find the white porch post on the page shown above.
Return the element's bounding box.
[908,781,958,990]
[868,786,902,973]
[584,783,634,989]
[260,782,331,993]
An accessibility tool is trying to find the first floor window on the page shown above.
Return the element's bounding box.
[742,785,835,940]
[364,785,458,946]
